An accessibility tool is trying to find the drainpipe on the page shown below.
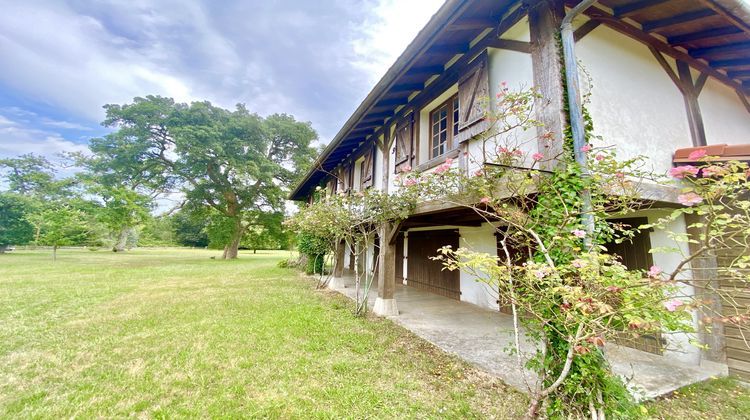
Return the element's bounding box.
[561,0,597,250]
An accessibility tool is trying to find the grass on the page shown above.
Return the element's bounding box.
[0,248,747,418]
[0,248,524,418]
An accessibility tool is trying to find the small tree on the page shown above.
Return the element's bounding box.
[29,205,91,261]
[0,193,34,252]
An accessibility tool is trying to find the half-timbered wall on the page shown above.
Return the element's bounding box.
[576,23,750,175]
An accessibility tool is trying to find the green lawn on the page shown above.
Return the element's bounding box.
[0,248,747,418]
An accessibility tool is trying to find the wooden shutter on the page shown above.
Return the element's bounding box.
[362,146,375,188]
[603,218,653,271]
[456,54,490,143]
[394,115,414,172]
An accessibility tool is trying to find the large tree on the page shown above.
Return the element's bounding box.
[101,96,317,259]
[0,154,74,200]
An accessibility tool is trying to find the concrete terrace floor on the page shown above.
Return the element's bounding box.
[328,274,727,401]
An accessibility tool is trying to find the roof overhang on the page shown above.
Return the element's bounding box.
[290,0,750,201]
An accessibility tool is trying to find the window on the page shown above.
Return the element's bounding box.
[430,95,459,159]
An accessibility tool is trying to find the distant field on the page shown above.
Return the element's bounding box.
[0,248,747,418]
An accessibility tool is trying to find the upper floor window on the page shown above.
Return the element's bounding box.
[430,95,459,159]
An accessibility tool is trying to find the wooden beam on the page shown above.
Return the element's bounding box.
[574,19,600,41]
[649,46,685,93]
[390,83,423,93]
[690,41,750,58]
[642,9,716,32]
[374,97,410,108]
[426,42,469,54]
[528,0,567,165]
[446,17,497,31]
[582,7,745,93]
[613,0,670,17]
[677,60,708,147]
[669,26,742,45]
[407,65,444,76]
[710,58,750,68]
[487,38,531,53]
[699,0,750,36]
[728,70,750,79]
[695,72,709,96]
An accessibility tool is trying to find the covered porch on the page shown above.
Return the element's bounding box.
[328,273,727,401]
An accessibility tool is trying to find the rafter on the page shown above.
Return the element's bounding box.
[574,19,601,41]
[669,26,742,45]
[407,65,445,76]
[710,58,750,68]
[445,17,497,31]
[642,9,715,32]
[613,0,670,18]
[690,41,750,58]
[581,7,744,93]
[390,83,423,93]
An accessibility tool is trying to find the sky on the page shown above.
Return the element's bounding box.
[0,0,444,161]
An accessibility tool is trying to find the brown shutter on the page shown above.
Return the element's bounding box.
[456,54,490,143]
[362,146,375,188]
[394,115,414,173]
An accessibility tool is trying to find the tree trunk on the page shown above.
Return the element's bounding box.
[52,245,57,262]
[222,218,243,260]
[112,227,129,252]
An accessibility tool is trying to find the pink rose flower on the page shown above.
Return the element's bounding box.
[615,172,625,179]
[532,153,544,161]
[513,149,523,156]
[595,154,605,161]
[580,144,593,153]
[474,169,484,177]
[498,146,509,154]
[572,229,586,238]
[433,163,451,175]
[402,165,412,172]
[678,192,703,206]
[480,197,490,204]
[701,166,723,177]
[647,265,662,279]
[404,178,417,186]
[688,149,707,160]
[669,165,699,179]
[445,158,453,165]
[664,299,684,312]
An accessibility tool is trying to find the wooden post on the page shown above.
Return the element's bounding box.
[677,61,708,147]
[373,129,399,316]
[374,223,399,316]
[684,213,726,363]
[333,240,345,278]
[527,0,567,166]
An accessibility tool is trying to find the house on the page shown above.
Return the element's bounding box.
[290,0,750,380]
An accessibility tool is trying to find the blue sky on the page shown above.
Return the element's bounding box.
[0,0,443,161]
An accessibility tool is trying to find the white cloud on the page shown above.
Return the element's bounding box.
[0,116,90,160]
[350,0,444,85]
[40,118,93,131]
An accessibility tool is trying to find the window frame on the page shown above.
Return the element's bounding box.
[428,94,460,160]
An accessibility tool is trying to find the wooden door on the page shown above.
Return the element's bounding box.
[407,230,460,300]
